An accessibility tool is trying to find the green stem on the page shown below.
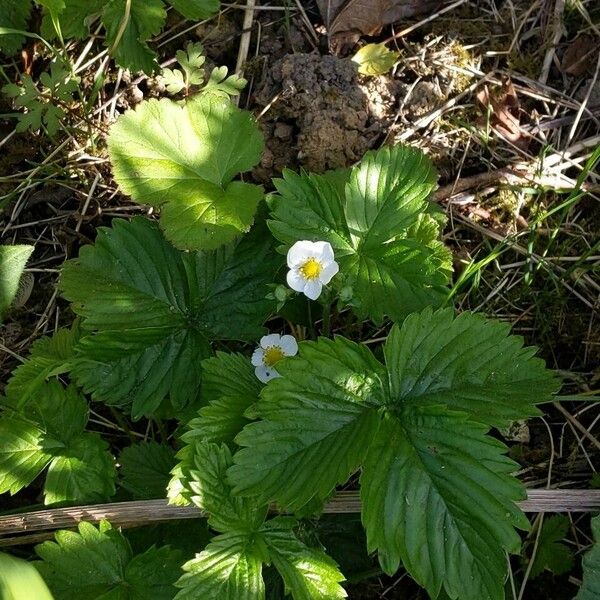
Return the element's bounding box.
[322,298,332,338]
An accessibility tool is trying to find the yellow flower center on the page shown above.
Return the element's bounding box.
[263,346,285,366]
[299,257,322,280]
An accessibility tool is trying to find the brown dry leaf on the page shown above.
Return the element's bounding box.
[561,34,598,77]
[316,0,442,53]
[476,79,528,149]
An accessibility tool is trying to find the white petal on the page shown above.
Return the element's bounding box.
[260,333,282,349]
[311,241,334,263]
[286,269,306,292]
[251,348,265,366]
[255,365,280,383]
[287,241,311,268]
[303,279,322,300]
[279,335,298,356]
[319,260,339,285]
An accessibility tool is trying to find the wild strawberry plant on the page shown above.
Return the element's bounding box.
[0,88,565,600]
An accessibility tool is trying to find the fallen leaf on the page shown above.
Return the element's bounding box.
[352,43,399,75]
[476,79,528,148]
[561,34,598,77]
[316,0,442,53]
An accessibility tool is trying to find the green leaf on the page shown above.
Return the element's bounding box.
[102,0,166,74]
[269,145,452,323]
[4,325,79,408]
[0,244,33,320]
[182,352,261,445]
[45,434,116,504]
[360,408,527,600]
[180,441,267,533]
[260,518,347,600]
[0,552,54,600]
[40,0,104,39]
[167,0,220,20]
[527,515,574,578]
[203,66,247,98]
[36,520,181,600]
[107,95,264,250]
[119,441,176,499]
[60,217,278,418]
[0,419,54,495]
[229,308,557,599]
[0,0,33,54]
[352,43,399,75]
[229,337,385,510]
[175,531,265,600]
[576,516,600,600]
[383,307,560,427]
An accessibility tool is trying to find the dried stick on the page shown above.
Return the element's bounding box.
[1,490,600,547]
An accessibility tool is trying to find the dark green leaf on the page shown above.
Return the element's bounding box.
[60,217,277,418]
[0,0,33,54]
[167,0,219,20]
[527,515,574,578]
[119,441,176,499]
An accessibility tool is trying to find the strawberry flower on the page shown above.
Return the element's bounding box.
[251,333,298,383]
[286,240,339,300]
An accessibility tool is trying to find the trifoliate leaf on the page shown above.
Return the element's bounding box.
[383,307,560,428]
[60,217,278,418]
[0,552,54,600]
[167,0,220,20]
[0,419,55,495]
[4,325,79,408]
[269,144,452,323]
[44,433,116,504]
[175,531,265,600]
[182,352,262,446]
[576,516,600,600]
[107,95,264,250]
[229,308,558,600]
[229,337,386,510]
[36,520,182,600]
[119,441,176,499]
[0,0,33,54]
[204,66,247,97]
[0,244,33,320]
[527,515,574,578]
[162,67,187,94]
[260,518,347,600]
[360,407,527,600]
[102,0,166,74]
[352,43,399,75]
[180,441,267,533]
[0,382,116,504]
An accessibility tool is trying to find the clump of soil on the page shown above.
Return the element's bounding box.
[254,53,398,176]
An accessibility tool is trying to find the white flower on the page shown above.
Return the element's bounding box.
[251,333,298,383]
[286,240,339,300]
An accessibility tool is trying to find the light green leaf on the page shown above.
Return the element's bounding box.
[527,515,574,578]
[0,552,54,600]
[229,337,385,510]
[60,217,278,418]
[119,441,176,499]
[0,419,54,495]
[36,520,181,600]
[175,531,265,600]
[0,1,33,54]
[383,307,560,427]
[576,516,600,600]
[168,0,220,20]
[181,352,261,446]
[45,434,116,504]
[0,244,33,320]
[360,408,527,600]
[102,0,166,74]
[204,66,247,98]
[107,95,264,250]
[269,145,452,323]
[161,67,187,94]
[352,43,399,75]
[4,325,79,408]
[229,308,557,599]
[180,441,267,533]
[260,518,347,600]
